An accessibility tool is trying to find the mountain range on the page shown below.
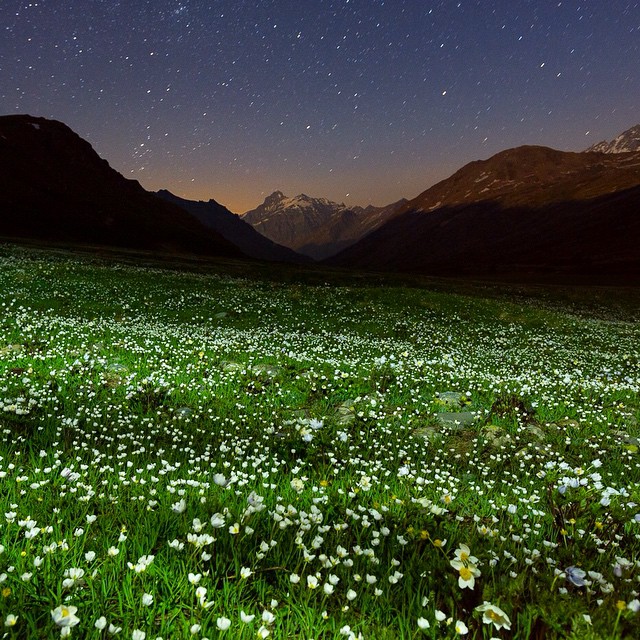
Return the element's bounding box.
[1,114,639,282]
[328,144,640,281]
[241,191,407,259]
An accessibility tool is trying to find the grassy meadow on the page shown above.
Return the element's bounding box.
[0,244,639,639]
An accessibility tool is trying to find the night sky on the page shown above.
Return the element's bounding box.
[2,1,639,212]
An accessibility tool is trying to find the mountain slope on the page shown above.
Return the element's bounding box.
[328,145,640,282]
[586,124,640,154]
[242,191,406,259]
[155,190,308,263]
[0,114,244,258]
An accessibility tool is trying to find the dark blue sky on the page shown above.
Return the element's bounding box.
[2,1,639,211]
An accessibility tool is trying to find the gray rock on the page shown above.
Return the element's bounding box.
[436,391,468,409]
[436,411,477,430]
[413,426,442,441]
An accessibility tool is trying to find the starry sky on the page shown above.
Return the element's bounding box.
[2,1,639,212]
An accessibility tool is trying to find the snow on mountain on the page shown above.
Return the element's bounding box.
[585,124,640,154]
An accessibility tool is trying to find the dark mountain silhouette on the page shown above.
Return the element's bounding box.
[241,191,406,259]
[154,189,309,263]
[586,124,640,154]
[328,145,640,282]
[0,114,244,258]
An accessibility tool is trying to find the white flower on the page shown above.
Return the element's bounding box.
[417,617,430,630]
[213,473,228,487]
[240,611,255,623]
[323,582,334,595]
[256,626,270,638]
[190,624,201,634]
[188,573,202,585]
[307,575,319,589]
[107,546,119,557]
[454,620,469,635]
[95,617,107,630]
[261,610,275,624]
[132,630,146,640]
[435,610,447,622]
[4,614,18,627]
[172,499,186,513]
[240,567,252,579]
[216,617,231,631]
[51,605,80,628]
[346,589,357,601]
[475,601,512,631]
[85,551,96,562]
[210,513,225,528]
[142,593,154,606]
[289,573,300,584]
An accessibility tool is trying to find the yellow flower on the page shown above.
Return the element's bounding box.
[2,587,11,598]
[616,600,626,611]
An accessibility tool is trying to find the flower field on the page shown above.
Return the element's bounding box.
[1,246,639,639]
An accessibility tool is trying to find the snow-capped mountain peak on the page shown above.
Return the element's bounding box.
[585,124,640,154]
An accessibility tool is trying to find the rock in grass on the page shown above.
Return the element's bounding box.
[436,411,477,430]
[435,391,468,408]
[413,425,441,441]
[482,424,511,447]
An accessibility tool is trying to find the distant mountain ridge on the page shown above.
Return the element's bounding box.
[241,191,406,259]
[0,114,244,258]
[155,190,308,263]
[328,144,640,282]
[585,124,640,154]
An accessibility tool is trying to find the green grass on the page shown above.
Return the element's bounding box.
[1,243,639,639]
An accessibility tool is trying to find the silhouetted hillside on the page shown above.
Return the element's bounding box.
[0,115,244,258]
[155,190,309,263]
[329,146,640,283]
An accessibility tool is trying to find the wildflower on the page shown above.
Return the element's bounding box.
[565,566,587,587]
[453,544,478,565]
[132,631,146,640]
[240,611,255,623]
[190,624,201,634]
[4,614,18,627]
[307,575,319,589]
[256,626,270,638]
[107,546,119,557]
[85,551,96,562]
[188,573,202,585]
[216,617,231,631]
[210,513,225,528]
[172,499,186,513]
[240,567,253,579]
[289,573,300,584]
[454,620,469,635]
[213,473,228,487]
[346,589,357,601]
[51,605,80,629]
[417,617,430,630]
[261,610,276,624]
[95,617,107,630]
[142,593,154,606]
[475,601,512,631]
[435,610,447,622]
